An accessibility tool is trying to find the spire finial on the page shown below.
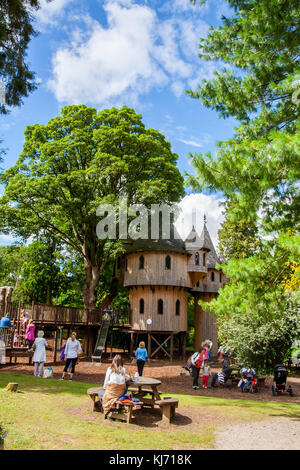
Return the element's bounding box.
[204,214,207,225]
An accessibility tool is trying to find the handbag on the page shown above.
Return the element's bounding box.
[43,367,53,379]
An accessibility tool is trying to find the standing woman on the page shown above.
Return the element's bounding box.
[134,341,148,376]
[25,319,36,349]
[33,331,48,378]
[60,332,82,381]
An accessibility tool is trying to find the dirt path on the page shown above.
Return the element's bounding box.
[214,417,300,450]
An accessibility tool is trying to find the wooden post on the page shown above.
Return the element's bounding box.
[182,332,186,361]
[53,329,58,363]
[148,333,151,360]
[170,333,174,363]
[130,332,134,358]
[110,330,113,358]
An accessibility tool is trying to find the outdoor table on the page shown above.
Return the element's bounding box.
[127,377,162,406]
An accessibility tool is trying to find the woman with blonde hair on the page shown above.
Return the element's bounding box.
[134,341,148,377]
[60,331,82,381]
[102,355,128,419]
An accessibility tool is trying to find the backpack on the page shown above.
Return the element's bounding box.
[60,345,66,361]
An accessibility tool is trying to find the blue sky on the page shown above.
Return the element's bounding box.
[0,0,237,246]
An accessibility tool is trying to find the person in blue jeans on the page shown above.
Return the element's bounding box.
[135,341,148,376]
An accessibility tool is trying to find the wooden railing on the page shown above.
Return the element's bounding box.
[2,301,130,326]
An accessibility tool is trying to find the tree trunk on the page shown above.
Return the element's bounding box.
[82,261,101,310]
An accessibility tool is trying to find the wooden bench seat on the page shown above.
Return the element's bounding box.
[155,398,179,423]
[6,350,33,365]
[87,387,143,423]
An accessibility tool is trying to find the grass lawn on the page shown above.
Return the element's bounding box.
[0,373,299,450]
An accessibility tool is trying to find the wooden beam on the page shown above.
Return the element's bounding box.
[53,329,58,363]
[170,334,174,363]
[151,335,171,358]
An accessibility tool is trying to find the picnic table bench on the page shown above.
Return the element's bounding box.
[155,398,179,423]
[6,348,33,365]
[87,377,179,424]
[87,387,143,424]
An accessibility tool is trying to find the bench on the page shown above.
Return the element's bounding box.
[87,387,143,423]
[108,400,143,424]
[6,349,33,365]
[87,387,104,412]
[155,398,179,423]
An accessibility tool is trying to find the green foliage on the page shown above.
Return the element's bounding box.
[188,0,300,368]
[187,0,300,234]
[0,105,184,308]
[214,296,300,373]
[218,199,261,260]
[0,0,49,114]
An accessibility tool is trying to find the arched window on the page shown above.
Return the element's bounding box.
[196,281,200,287]
[165,255,171,270]
[158,299,163,315]
[139,255,144,270]
[211,271,215,281]
[203,253,206,266]
[139,298,144,314]
[195,252,199,265]
[220,272,222,283]
[176,299,180,316]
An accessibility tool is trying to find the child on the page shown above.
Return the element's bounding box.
[191,348,204,389]
[13,330,19,347]
[202,360,210,389]
[134,341,148,377]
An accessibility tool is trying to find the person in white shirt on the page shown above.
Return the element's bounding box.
[60,332,82,381]
[33,330,48,377]
[102,355,129,418]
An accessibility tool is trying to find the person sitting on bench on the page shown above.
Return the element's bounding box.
[102,355,129,419]
[210,354,232,387]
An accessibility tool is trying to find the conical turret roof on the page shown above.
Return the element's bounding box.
[184,226,209,252]
[199,222,220,268]
[125,223,185,253]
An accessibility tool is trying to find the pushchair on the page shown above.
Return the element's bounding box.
[272,364,294,396]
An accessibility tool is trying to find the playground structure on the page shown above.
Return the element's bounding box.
[0,221,226,363]
[116,219,226,360]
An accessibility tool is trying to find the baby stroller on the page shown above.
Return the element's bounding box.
[272,364,293,396]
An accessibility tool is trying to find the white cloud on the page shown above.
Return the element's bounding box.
[35,0,74,25]
[175,193,225,249]
[177,138,203,148]
[47,0,211,106]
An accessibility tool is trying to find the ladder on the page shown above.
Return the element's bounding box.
[91,319,110,361]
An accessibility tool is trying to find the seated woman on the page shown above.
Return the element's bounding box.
[101,355,129,419]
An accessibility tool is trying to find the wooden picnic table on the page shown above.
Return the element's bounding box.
[127,377,162,406]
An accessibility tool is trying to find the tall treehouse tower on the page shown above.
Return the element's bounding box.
[188,220,226,355]
[116,221,225,360]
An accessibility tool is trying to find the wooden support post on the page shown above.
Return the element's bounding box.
[170,333,174,363]
[53,329,58,363]
[148,333,151,360]
[182,332,186,361]
[130,332,134,358]
[110,329,113,358]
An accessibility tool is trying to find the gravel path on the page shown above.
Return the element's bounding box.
[215,417,300,450]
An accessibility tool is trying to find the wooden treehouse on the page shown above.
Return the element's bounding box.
[115,220,226,361]
[0,221,226,364]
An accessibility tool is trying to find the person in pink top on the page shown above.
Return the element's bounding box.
[25,319,35,349]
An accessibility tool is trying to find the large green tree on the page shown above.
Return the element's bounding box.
[188,0,300,368]
[0,105,184,309]
[0,0,51,114]
[188,0,300,235]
